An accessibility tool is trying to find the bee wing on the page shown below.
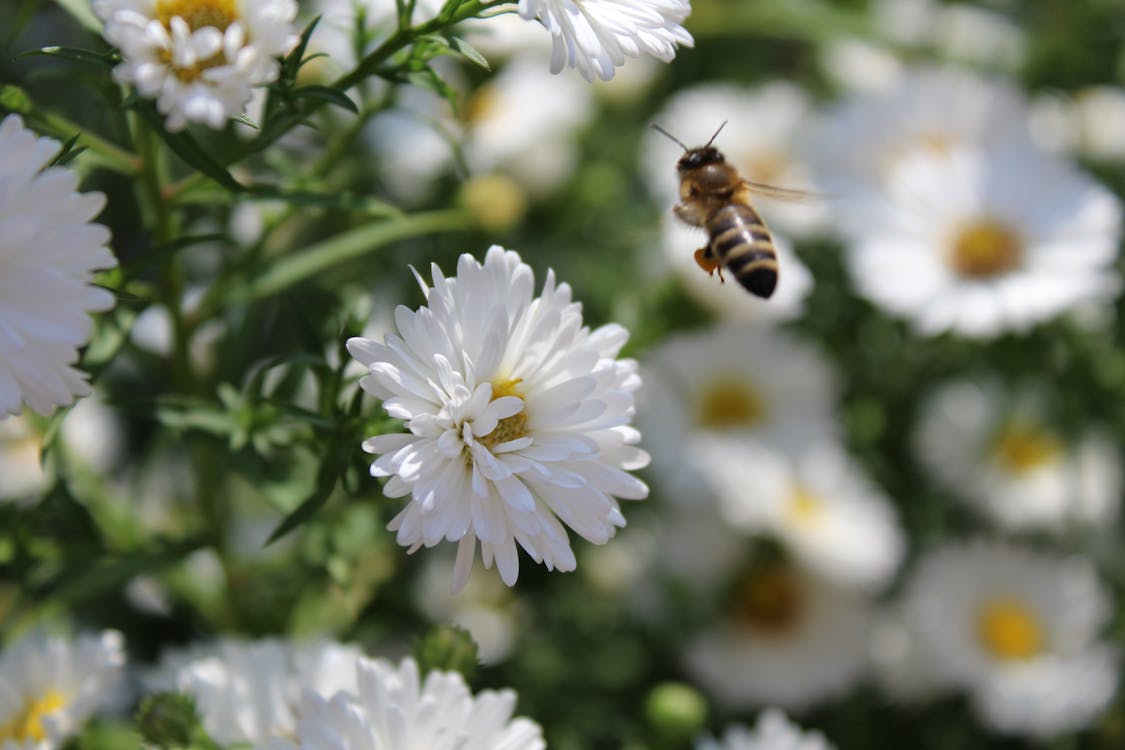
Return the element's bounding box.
[739,179,832,203]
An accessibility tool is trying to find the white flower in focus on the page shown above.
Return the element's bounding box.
[915,378,1121,531]
[697,438,904,590]
[518,0,693,82]
[347,246,649,592]
[638,323,837,506]
[810,68,1033,189]
[0,630,126,750]
[685,564,873,711]
[696,709,835,750]
[843,143,1122,338]
[902,539,1118,737]
[94,0,299,131]
[147,638,365,745]
[260,657,544,750]
[0,116,116,418]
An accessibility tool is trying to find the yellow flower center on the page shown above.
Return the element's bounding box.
[991,420,1062,475]
[949,219,1023,279]
[478,377,529,451]
[734,565,804,637]
[737,151,788,186]
[155,0,238,31]
[697,378,765,430]
[0,689,69,743]
[976,597,1045,662]
[466,85,499,126]
[785,484,824,527]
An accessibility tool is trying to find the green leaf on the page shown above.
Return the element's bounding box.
[127,98,244,191]
[48,133,87,167]
[281,15,322,83]
[0,84,32,114]
[120,233,227,280]
[265,450,346,545]
[289,85,359,114]
[450,35,490,70]
[244,183,401,216]
[23,45,117,70]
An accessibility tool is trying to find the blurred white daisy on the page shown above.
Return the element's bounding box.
[809,67,1032,189]
[685,563,872,711]
[1030,86,1125,162]
[147,638,364,745]
[696,709,835,750]
[347,246,648,592]
[0,630,126,750]
[0,115,117,418]
[915,378,1121,531]
[644,81,831,239]
[464,53,594,197]
[818,37,903,95]
[843,142,1122,338]
[518,0,693,82]
[638,322,837,506]
[0,417,48,499]
[867,604,945,705]
[696,438,904,591]
[260,656,544,750]
[94,0,300,131]
[902,539,1118,737]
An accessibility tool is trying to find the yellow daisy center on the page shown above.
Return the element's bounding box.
[976,597,1045,662]
[478,377,529,451]
[785,484,824,527]
[949,219,1023,279]
[991,420,1062,474]
[697,378,765,430]
[734,565,805,637]
[0,689,69,743]
[155,0,238,31]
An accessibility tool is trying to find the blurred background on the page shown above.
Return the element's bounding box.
[4,0,1125,747]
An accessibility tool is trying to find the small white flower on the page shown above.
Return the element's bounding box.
[696,709,835,750]
[260,656,544,750]
[901,539,1118,737]
[518,0,693,82]
[638,322,838,506]
[685,563,873,711]
[696,438,904,590]
[347,246,649,592]
[94,0,300,131]
[842,142,1122,338]
[0,115,117,418]
[915,378,1121,531]
[0,630,126,750]
[0,417,48,499]
[147,638,365,746]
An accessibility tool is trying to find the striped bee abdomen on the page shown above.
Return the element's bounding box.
[705,203,779,298]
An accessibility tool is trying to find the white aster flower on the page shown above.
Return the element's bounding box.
[696,438,904,591]
[902,539,1118,737]
[915,378,1121,531]
[638,322,837,507]
[94,0,300,131]
[696,709,835,750]
[518,0,693,82]
[843,142,1122,338]
[0,630,126,750]
[261,656,544,750]
[685,563,873,711]
[147,638,365,746]
[0,116,116,418]
[347,246,649,592]
[810,67,1033,190]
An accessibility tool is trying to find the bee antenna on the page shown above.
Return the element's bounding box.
[704,120,728,148]
[650,123,689,151]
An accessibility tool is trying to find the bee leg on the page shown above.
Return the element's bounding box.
[694,247,725,283]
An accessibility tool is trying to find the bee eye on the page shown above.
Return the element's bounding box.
[689,186,700,197]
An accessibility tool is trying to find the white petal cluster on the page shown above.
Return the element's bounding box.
[146,638,364,746]
[259,657,544,750]
[0,115,117,418]
[696,709,835,750]
[518,0,693,81]
[915,378,1121,531]
[94,0,300,131]
[0,630,126,750]
[897,539,1118,737]
[348,246,648,592]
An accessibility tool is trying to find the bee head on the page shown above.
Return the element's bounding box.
[677,146,725,172]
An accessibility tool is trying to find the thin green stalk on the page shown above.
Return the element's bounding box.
[32,108,140,175]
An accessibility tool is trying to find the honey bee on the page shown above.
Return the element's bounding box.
[654,121,811,299]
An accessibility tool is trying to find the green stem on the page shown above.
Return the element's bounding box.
[31,108,140,175]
